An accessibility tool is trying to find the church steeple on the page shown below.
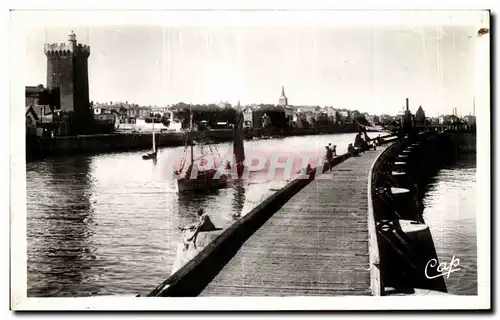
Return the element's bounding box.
[279,85,288,106]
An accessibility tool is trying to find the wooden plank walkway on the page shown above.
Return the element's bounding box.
[200,147,386,296]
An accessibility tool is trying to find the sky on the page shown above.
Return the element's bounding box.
[24,25,479,117]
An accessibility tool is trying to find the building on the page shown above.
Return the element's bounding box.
[429,117,440,125]
[261,113,272,128]
[217,101,232,109]
[25,85,63,135]
[337,109,350,123]
[415,105,426,125]
[275,87,293,127]
[278,86,288,107]
[323,106,338,124]
[445,115,460,124]
[438,115,446,124]
[378,114,394,125]
[242,106,254,129]
[25,85,44,110]
[25,85,60,119]
[362,113,375,125]
[44,31,92,134]
[350,110,361,122]
[25,106,39,136]
[297,113,308,128]
[400,98,414,130]
[304,110,315,126]
[464,115,476,125]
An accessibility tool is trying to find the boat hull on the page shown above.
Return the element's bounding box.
[142,151,157,160]
[177,174,228,192]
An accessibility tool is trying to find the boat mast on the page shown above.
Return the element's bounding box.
[190,105,194,165]
[152,120,156,151]
[233,110,245,165]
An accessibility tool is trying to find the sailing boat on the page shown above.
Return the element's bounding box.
[176,111,228,192]
[142,120,157,160]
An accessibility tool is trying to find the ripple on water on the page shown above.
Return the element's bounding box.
[423,155,477,295]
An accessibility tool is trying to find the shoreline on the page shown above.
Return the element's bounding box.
[26,126,386,161]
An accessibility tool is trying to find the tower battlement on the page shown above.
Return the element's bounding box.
[44,43,90,56]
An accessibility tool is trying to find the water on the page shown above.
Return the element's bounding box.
[422,153,477,295]
[27,132,359,297]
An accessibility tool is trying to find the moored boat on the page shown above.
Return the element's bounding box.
[177,166,228,192]
[142,121,157,160]
[176,109,229,193]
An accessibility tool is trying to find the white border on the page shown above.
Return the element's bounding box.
[8,5,492,312]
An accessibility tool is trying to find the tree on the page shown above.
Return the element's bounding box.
[161,116,170,127]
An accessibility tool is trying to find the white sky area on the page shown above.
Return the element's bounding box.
[25,25,478,117]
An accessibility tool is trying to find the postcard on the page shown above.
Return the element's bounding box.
[10,8,490,311]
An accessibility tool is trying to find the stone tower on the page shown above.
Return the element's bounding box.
[44,31,92,134]
[278,85,288,106]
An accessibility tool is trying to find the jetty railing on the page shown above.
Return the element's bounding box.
[369,131,450,295]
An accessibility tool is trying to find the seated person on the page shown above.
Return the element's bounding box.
[196,208,216,232]
[180,209,216,248]
[354,133,363,148]
[306,164,312,174]
[361,138,369,150]
[348,143,359,157]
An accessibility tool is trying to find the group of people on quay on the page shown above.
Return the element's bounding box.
[347,126,381,157]
[325,143,337,164]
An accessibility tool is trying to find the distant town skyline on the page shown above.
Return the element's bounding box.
[25,25,478,117]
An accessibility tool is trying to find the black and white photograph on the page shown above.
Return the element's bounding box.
[9,8,490,311]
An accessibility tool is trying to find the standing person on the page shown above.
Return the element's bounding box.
[332,145,337,157]
[325,144,333,163]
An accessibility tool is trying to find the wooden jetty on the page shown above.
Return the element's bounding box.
[200,147,386,296]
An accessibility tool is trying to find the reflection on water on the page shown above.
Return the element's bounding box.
[422,153,477,295]
[27,133,358,297]
[231,182,246,218]
[27,157,99,296]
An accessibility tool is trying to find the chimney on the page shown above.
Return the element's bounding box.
[473,96,476,116]
[406,98,409,112]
